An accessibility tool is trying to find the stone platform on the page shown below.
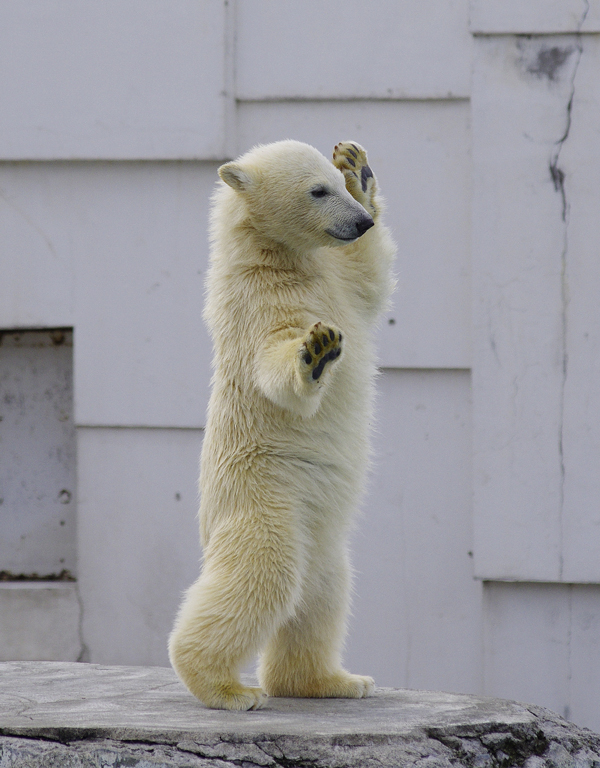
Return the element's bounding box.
[1,662,599,767]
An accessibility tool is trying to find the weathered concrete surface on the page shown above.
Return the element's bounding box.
[1,662,599,767]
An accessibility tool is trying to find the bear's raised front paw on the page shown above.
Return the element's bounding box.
[300,322,342,382]
[332,141,377,217]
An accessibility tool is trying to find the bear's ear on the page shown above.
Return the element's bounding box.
[218,162,253,192]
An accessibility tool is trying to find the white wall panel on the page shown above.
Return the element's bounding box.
[236,0,471,99]
[77,427,203,666]
[0,162,215,427]
[0,583,81,662]
[238,100,472,369]
[483,582,571,718]
[0,1,228,160]
[470,0,600,33]
[569,586,600,731]
[483,582,600,732]
[346,369,482,695]
[471,36,581,581]
[72,163,215,427]
[560,37,600,583]
[0,165,75,328]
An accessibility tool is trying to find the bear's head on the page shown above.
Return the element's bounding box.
[218,140,374,252]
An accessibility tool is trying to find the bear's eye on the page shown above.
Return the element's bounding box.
[311,186,329,199]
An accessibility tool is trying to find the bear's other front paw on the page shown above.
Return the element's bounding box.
[300,322,342,382]
[332,141,377,217]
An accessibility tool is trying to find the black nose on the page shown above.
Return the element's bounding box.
[355,215,374,237]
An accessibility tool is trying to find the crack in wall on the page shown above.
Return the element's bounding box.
[74,583,90,663]
[549,37,583,581]
[579,0,590,31]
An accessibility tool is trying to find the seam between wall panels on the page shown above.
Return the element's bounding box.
[564,584,573,721]
[75,424,205,429]
[236,96,471,104]
[223,0,237,159]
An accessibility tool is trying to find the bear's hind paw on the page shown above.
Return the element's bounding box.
[266,670,375,699]
[320,671,375,699]
[206,683,267,711]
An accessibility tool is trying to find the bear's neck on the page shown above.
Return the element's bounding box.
[256,244,305,268]
[234,224,315,270]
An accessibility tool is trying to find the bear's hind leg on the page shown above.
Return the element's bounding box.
[169,517,302,710]
[169,572,266,710]
[258,547,374,699]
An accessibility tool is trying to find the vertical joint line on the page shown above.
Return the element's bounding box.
[223,0,237,159]
[565,584,573,721]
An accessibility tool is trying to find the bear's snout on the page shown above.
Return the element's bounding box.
[326,212,374,243]
[355,215,374,238]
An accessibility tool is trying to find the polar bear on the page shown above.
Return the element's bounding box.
[169,140,395,710]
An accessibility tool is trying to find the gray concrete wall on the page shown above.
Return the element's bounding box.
[0,0,599,733]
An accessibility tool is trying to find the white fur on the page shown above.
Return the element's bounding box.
[169,140,396,710]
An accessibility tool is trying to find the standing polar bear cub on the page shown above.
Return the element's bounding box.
[169,140,395,710]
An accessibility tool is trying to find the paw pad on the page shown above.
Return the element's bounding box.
[332,141,377,216]
[301,322,342,381]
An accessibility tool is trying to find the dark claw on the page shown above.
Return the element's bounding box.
[361,165,374,193]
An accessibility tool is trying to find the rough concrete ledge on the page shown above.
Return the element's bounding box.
[1,662,599,767]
